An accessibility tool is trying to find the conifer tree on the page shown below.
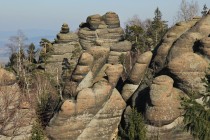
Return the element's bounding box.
[147,7,168,47]
[182,72,210,140]
[27,43,37,63]
[39,38,54,64]
[201,4,208,16]
[128,108,147,140]
[125,16,153,53]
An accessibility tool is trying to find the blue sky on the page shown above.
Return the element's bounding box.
[0,0,210,62]
[1,0,210,31]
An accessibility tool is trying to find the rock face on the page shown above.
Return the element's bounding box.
[151,18,200,73]
[145,75,184,126]
[0,68,34,140]
[129,51,153,84]
[44,23,82,81]
[122,51,153,102]
[0,68,16,85]
[200,37,210,58]
[168,52,208,97]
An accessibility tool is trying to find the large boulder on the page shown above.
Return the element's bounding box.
[168,52,208,98]
[0,68,16,85]
[129,51,153,85]
[145,75,184,126]
[78,12,124,50]
[103,12,120,28]
[167,14,210,62]
[151,16,203,73]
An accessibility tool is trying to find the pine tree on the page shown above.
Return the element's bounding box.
[182,73,210,140]
[147,7,168,47]
[124,16,152,53]
[27,43,37,63]
[119,108,147,140]
[39,38,54,64]
[201,4,208,16]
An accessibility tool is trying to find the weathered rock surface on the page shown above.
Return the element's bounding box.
[47,79,126,140]
[200,37,210,58]
[44,23,82,81]
[0,68,16,85]
[152,17,201,73]
[105,64,123,87]
[55,23,78,43]
[146,117,194,140]
[129,51,153,84]
[121,84,139,102]
[168,52,208,97]
[121,51,153,102]
[146,75,184,126]
[108,40,131,64]
[78,12,124,50]
[167,15,210,61]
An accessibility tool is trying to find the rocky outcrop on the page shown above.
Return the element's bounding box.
[35,12,210,140]
[44,23,82,81]
[145,75,184,126]
[48,22,127,138]
[150,13,210,96]
[129,51,153,84]
[146,117,193,140]
[46,11,146,139]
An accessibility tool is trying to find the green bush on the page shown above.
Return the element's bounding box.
[119,108,147,140]
[128,108,147,140]
[30,120,45,140]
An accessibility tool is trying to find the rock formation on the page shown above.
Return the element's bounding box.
[151,18,200,73]
[3,11,210,140]
[46,12,210,140]
[78,12,124,50]
[122,51,152,102]
[44,23,82,81]
[168,52,208,97]
[46,11,154,140]
[145,75,184,126]
[143,13,210,139]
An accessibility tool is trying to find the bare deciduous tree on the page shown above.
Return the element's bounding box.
[174,0,199,22]
[0,83,33,139]
[125,15,152,31]
[6,30,28,55]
